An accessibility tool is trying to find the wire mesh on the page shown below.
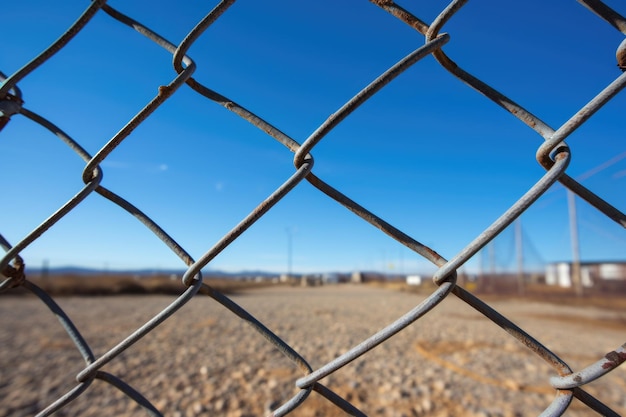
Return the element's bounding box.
[1,1,625,416]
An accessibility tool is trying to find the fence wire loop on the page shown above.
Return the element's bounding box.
[0,92,23,129]
[0,255,24,289]
[551,343,626,390]
[1,1,626,416]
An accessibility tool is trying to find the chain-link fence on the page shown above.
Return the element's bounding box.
[2,1,625,416]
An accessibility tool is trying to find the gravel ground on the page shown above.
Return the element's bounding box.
[1,284,625,416]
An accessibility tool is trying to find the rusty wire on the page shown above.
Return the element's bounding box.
[1,1,625,416]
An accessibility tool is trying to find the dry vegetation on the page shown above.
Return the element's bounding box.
[8,274,278,296]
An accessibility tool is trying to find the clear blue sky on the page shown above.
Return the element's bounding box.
[2,1,625,275]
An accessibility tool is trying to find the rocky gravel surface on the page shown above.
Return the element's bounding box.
[1,285,625,416]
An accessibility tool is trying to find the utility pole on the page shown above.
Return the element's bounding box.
[515,219,525,296]
[567,190,583,297]
[477,247,483,292]
[488,241,495,293]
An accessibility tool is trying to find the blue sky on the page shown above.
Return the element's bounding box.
[2,1,625,275]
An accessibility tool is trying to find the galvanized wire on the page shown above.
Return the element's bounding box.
[1,1,625,416]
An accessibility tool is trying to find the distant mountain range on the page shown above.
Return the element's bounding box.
[25,266,282,278]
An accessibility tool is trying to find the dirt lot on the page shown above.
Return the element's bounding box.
[1,284,625,416]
